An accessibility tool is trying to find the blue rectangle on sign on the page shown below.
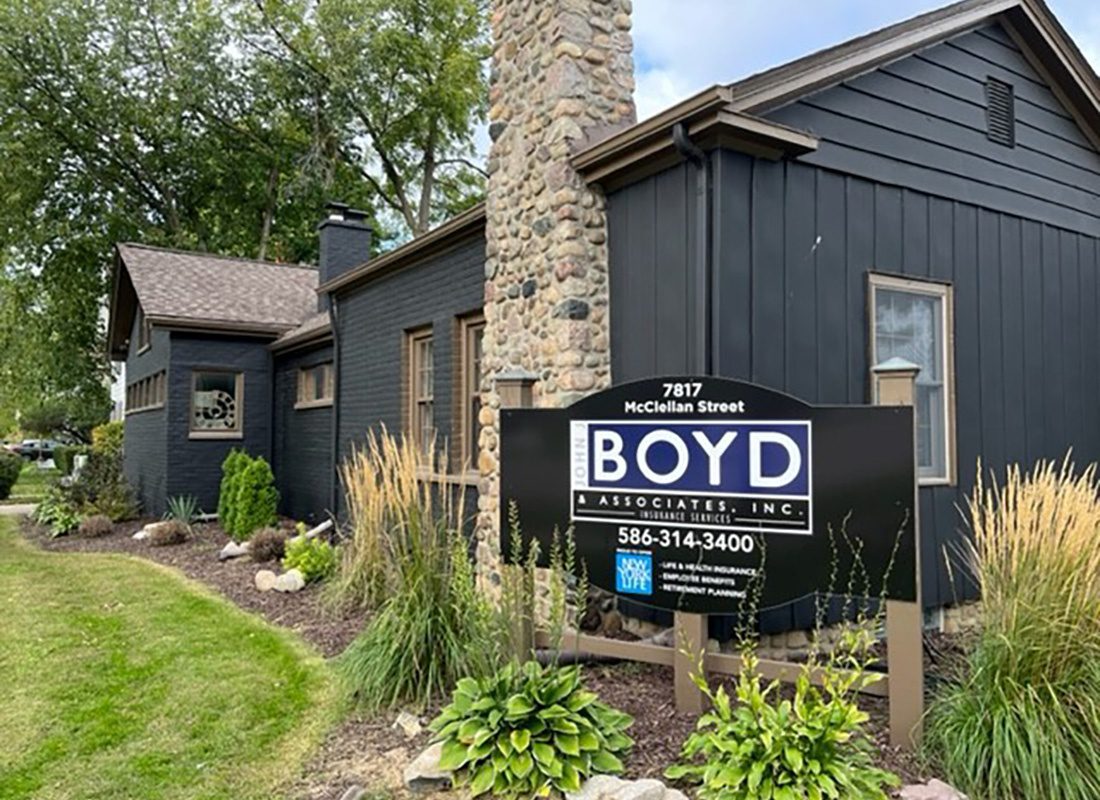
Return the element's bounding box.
[585,421,810,497]
[616,551,653,595]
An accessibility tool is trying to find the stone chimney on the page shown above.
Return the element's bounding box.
[318,202,371,310]
[477,0,636,585]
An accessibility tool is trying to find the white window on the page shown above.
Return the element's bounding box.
[191,371,243,438]
[870,274,955,484]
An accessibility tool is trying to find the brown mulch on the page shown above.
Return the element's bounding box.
[19,518,939,799]
[23,517,365,657]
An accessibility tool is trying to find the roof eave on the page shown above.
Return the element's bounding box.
[146,314,294,338]
[269,325,334,354]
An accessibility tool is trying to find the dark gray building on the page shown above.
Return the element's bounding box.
[107,0,1100,623]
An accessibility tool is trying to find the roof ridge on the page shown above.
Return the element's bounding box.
[117,241,318,271]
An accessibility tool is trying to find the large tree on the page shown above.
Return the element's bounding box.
[0,0,487,432]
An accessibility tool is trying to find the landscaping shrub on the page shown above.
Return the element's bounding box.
[217,449,248,536]
[72,451,137,522]
[91,420,123,457]
[149,519,190,547]
[429,661,634,797]
[282,535,336,582]
[32,486,80,537]
[250,527,288,562]
[53,444,91,476]
[0,451,21,500]
[925,458,1100,800]
[78,514,114,538]
[165,495,200,526]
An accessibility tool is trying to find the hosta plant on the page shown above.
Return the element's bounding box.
[429,661,633,798]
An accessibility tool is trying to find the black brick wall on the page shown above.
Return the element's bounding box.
[123,311,170,516]
[273,343,334,523]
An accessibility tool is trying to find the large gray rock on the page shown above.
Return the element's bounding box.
[899,780,969,800]
[568,775,683,800]
[274,568,305,593]
[218,540,250,561]
[394,710,423,739]
[404,742,451,793]
[254,570,278,592]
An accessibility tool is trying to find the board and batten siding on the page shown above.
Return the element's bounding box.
[123,312,170,517]
[273,343,334,523]
[333,232,485,513]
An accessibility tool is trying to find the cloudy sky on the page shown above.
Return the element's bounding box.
[630,0,1100,120]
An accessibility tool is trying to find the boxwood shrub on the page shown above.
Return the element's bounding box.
[0,451,22,500]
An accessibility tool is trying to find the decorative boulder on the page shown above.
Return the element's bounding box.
[138,521,177,541]
[393,710,422,739]
[568,776,685,800]
[132,528,150,541]
[254,570,278,592]
[899,780,969,800]
[404,742,451,793]
[218,540,250,561]
[273,568,306,593]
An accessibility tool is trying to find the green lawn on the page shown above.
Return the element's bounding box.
[0,517,339,799]
[3,463,58,504]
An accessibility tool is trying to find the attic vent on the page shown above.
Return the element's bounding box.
[985,77,1016,147]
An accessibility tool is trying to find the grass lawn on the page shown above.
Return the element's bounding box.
[3,463,58,504]
[0,516,339,799]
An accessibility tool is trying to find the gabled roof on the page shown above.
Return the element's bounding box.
[108,243,320,358]
[576,0,1100,186]
[270,310,333,352]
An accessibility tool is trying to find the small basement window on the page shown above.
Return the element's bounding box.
[296,362,334,409]
[869,273,956,484]
[125,370,166,414]
[191,371,243,438]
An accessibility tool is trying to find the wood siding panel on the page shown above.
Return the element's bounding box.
[273,344,334,523]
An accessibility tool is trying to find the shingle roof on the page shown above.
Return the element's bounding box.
[116,243,319,333]
[272,310,333,350]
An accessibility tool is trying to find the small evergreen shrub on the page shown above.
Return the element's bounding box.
[149,519,190,547]
[0,451,21,500]
[217,449,248,536]
[249,527,288,563]
[91,420,123,457]
[232,457,279,540]
[282,535,336,582]
[78,514,114,538]
[430,661,633,797]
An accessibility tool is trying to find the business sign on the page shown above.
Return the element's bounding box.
[500,377,916,615]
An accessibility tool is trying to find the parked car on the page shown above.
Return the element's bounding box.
[13,439,61,460]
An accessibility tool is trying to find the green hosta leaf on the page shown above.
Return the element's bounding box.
[469,762,496,797]
[566,690,598,712]
[590,750,624,774]
[456,677,479,699]
[555,734,580,756]
[511,751,534,778]
[550,718,580,735]
[559,762,582,793]
[506,694,535,717]
[577,730,600,751]
[532,742,555,765]
[438,739,472,772]
[457,719,483,744]
[497,736,513,757]
[539,704,570,719]
[784,746,803,772]
[511,728,531,752]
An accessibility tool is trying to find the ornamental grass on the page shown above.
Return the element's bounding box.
[925,457,1100,800]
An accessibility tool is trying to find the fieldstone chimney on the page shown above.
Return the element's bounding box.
[318,202,371,310]
[477,0,636,585]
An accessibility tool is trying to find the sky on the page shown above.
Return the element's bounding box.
[629,0,1100,121]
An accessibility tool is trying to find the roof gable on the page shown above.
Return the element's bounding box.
[108,243,320,359]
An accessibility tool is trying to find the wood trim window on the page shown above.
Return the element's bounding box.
[190,370,244,439]
[869,273,957,485]
[125,370,166,414]
[458,314,485,473]
[136,307,152,354]
[407,328,435,458]
[296,362,334,409]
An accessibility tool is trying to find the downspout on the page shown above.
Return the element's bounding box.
[329,294,342,520]
[672,122,713,376]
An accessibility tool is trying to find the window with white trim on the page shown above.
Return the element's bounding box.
[870,274,955,483]
[407,329,435,457]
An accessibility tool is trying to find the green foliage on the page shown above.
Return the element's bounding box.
[231,457,280,541]
[282,535,336,582]
[67,450,138,522]
[78,514,114,538]
[149,519,190,547]
[218,450,249,536]
[0,451,21,500]
[21,398,111,444]
[925,460,1100,800]
[250,527,288,563]
[666,644,898,800]
[32,486,81,537]
[53,444,92,476]
[430,661,633,798]
[165,495,200,526]
[91,421,123,458]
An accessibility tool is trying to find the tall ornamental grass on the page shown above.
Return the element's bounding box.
[925,458,1100,800]
[335,429,500,711]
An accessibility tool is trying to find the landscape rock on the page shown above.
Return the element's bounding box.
[132,529,150,541]
[899,780,969,800]
[139,521,178,541]
[568,775,683,800]
[218,541,250,561]
[393,710,423,739]
[339,786,366,800]
[404,742,451,793]
[254,570,278,592]
[274,568,305,593]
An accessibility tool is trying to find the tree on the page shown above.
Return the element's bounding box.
[20,397,112,444]
[0,0,487,428]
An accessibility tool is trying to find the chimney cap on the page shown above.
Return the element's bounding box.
[323,201,369,225]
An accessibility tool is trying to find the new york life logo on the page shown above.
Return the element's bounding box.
[571,420,813,535]
[615,552,653,595]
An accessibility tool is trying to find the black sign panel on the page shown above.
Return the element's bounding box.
[500,377,917,615]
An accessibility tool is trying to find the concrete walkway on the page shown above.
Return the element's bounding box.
[0,504,35,517]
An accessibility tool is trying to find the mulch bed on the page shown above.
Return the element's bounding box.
[19,517,938,798]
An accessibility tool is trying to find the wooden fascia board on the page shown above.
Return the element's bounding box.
[269,328,334,354]
[147,314,288,338]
